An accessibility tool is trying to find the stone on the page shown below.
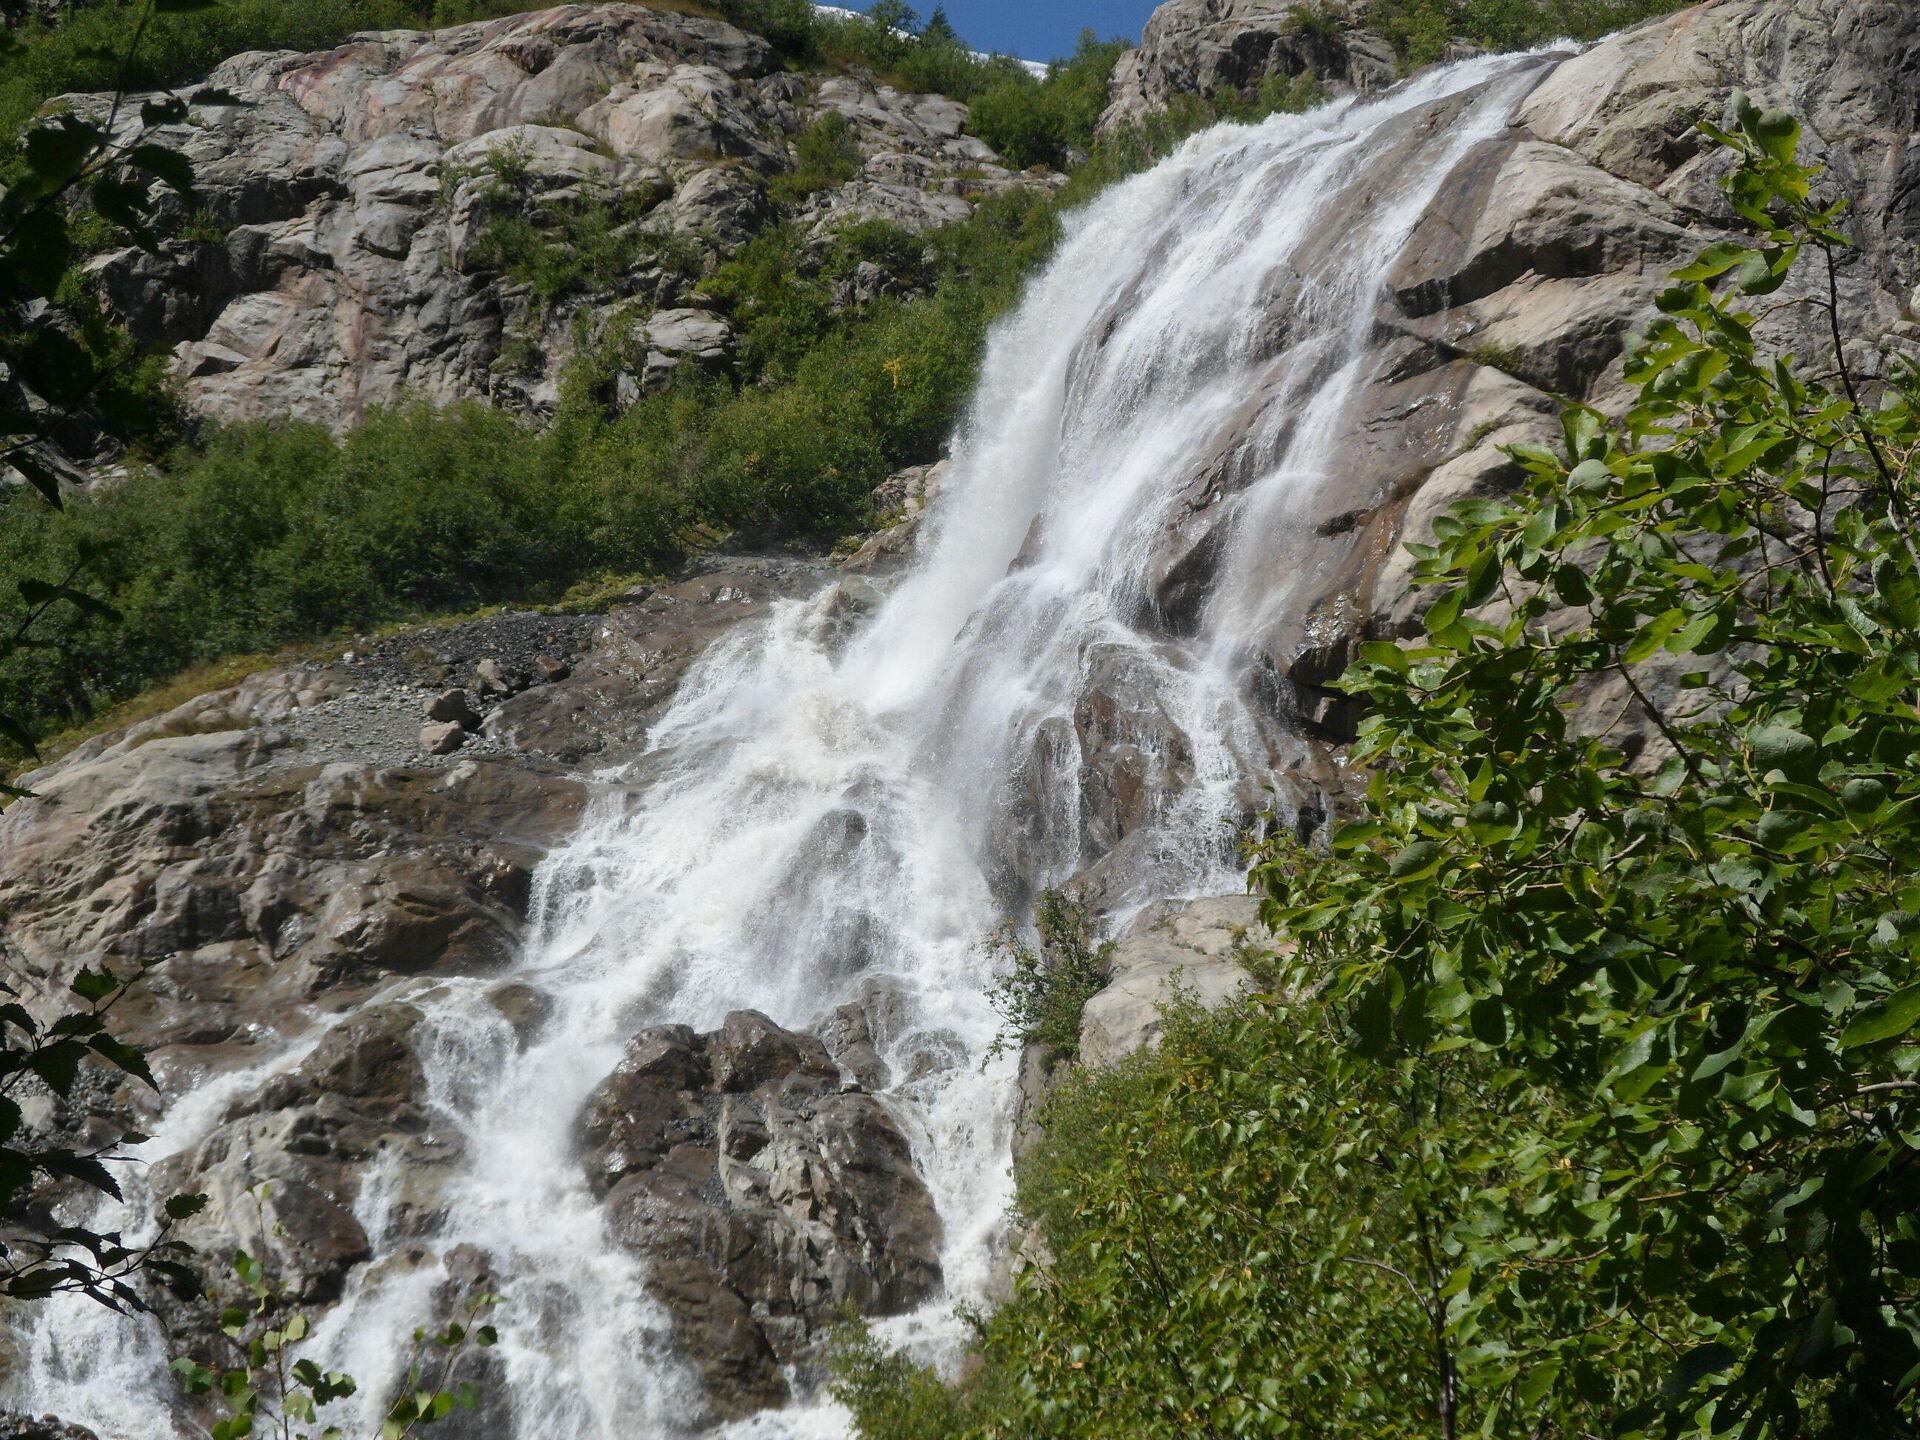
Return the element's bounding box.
[817,1002,890,1091]
[578,1009,942,1417]
[423,688,482,729]
[839,460,946,574]
[533,654,571,683]
[1100,0,1397,136]
[0,1415,100,1440]
[472,657,532,698]
[1078,895,1270,1069]
[420,720,467,755]
[708,1008,837,1093]
[662,164,775,249]
[619,307,736,401]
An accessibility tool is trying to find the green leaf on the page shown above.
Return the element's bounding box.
[127,143,196,199]
[69,967,121,1003]
[1673,242,1755,281]
[1749,724,1817,781]
[1387,840,1444,880]
[165,1191,210,1220]
[1752,108,1801,164]
[23,115,103,188]
[4,449,67,510]
[1840,982,1920,1049]
[1662,1342,1737,1397]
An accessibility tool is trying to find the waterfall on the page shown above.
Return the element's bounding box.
[9,47,1560,1439]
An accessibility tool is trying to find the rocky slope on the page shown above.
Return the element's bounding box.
[1100,0,1399,131]
[71,3,1057,430]
[4,0,1919,1432]
[1125,0,1918,757]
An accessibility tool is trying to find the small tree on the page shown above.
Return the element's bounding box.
[984,889,1111,1061]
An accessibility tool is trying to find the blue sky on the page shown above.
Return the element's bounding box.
[905,2,1160,63]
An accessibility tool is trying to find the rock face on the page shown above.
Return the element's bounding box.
[0,558,830,1408]
[1077,896,1268,1069]
[65,4,1058,431]
[1101,0,1397,133]
[1105,0,1919,801]
[578,1010,942,1416]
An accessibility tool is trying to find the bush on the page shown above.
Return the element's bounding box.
[966,32,1127,170]
[462,143,688,308]
[840,994,1636,1440]
[771,111,864,204]
[1366,0,1694,67]
[0,402,605,736]
[983,891,1112,1060]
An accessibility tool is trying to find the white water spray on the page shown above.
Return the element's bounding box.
[10,49,1560,1438]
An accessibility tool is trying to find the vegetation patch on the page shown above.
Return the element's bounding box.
[983,890,1113,1061]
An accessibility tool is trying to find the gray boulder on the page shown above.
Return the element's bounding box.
[0,1415,100,1440]
[1100,0,1397,135]
[617,306,736,403]
[578,1010,942,1417]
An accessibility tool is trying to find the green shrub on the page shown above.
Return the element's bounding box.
[966,32,1127,170]
[1366,0,1693,67]
[830,1323,980,1440]
[0,402,605,735]
[459,141,688,308]
[841,995,1634,1440]
[708,0,820,58]
[983,891,1112,1060]
[771,111,864,204]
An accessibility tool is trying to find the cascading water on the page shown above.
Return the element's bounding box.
[9,46,1563,1439]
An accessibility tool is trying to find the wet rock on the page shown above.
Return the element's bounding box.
[485,981,554,1041]
[150,1001,440,1345]
[578,1010,942,1418]
[818,1002,890,1091]
[0,1415,101,1440]
[839,460,945,574]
